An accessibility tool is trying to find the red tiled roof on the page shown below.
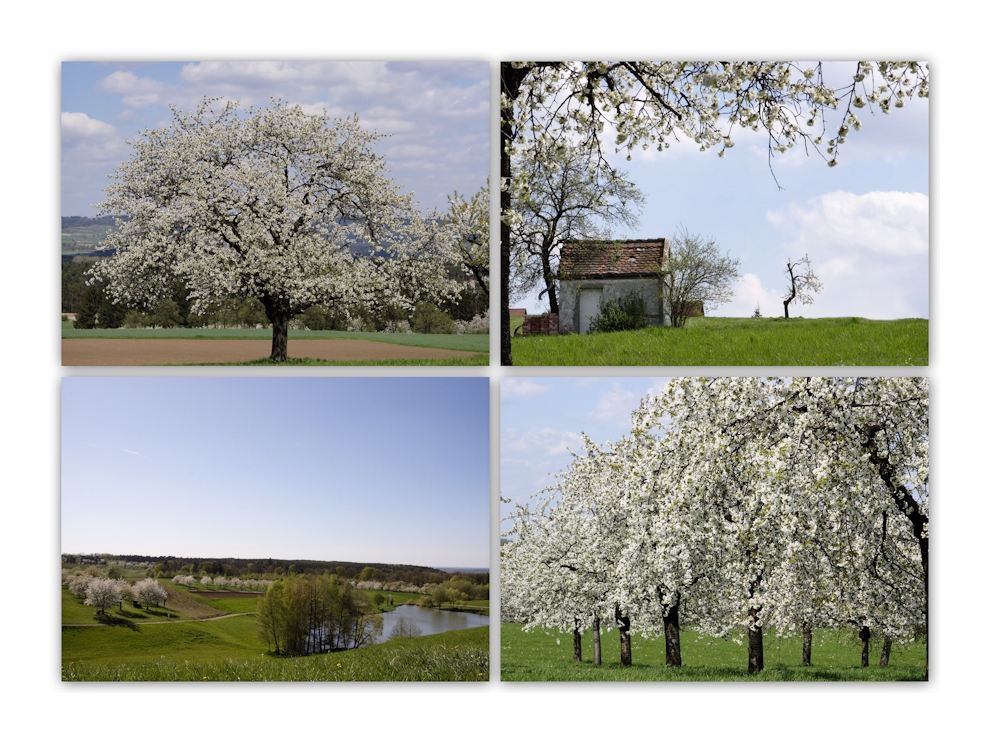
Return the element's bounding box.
[559,238,668,279]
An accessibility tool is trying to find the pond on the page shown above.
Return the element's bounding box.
[374,603,489,644]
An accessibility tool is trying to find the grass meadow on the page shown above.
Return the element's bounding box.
[509,316,927,366]
[62,581,490,681]
[63,626,489,681]
[500,623,926,681]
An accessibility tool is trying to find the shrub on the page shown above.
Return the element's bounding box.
[412,302,457,334]
[589,295,648,333]
[123,310,151,328]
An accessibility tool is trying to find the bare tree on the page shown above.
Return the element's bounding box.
[782,254,823,318]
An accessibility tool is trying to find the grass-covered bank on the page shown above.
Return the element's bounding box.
[510,316,927,366]
[63,626,489,681]
[500,623,925,681]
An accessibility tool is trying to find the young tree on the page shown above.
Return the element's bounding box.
[92,98,458,361]
[782,254,823,318]
[510,142,645,314]
[666,228,740,327]
[500,61,929,364]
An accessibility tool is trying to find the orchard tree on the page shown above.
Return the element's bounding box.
[509,142,644,314]
[135,578,168,608]
[84,578,122,614]
[444,181,490,300]
[500,61,929,364]
[665,227,740,327]
[782,255,823,318]
[92,98,459,362]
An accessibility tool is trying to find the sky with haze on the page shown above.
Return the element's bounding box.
[62,377,490,569]
[61,61,490,216]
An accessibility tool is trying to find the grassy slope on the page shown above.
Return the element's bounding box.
[62,322,489,353]
[511,316,928,366]
[500,623,926,681]
[63,626,489,681]
[63,614,264,666]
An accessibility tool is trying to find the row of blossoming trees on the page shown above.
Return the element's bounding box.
[63,572,169,614]
[501,377,928,676]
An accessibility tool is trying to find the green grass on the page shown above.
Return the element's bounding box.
[510,316,928,366]
[500,623,926,681]
[63,614,263,666]
[63,625,489,681]
[61,321,489,353]
[212,354,489,367]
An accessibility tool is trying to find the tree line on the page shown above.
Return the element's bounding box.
[68,553,489,589]
[502,377,928,676]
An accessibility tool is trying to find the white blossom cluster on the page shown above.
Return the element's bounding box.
[504,62,928,189]
[502,377,928,652]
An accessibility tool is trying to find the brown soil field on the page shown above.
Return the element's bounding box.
[62,338,479,366]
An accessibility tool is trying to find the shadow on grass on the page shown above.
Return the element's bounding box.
[94,613,139,631]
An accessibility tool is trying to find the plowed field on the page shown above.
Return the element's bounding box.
[62,338,479,365]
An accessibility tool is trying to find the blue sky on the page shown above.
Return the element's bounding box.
[61,61,490,216]
[514,62,929,320]
[62,377,490,568]
[501,377,670,523]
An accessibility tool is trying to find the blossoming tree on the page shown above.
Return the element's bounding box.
[92,98,459,361]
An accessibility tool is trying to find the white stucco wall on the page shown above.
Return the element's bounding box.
[559,277,668,333]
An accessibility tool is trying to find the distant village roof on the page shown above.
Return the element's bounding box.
[559,238,668,279]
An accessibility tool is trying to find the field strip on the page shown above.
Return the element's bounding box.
[62,338,478,365]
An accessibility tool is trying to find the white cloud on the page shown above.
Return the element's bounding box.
[97,71,168,109]
[769,190,928,257]
[720,273,785,317]
[501,379,550,399]
[61,112,115,141]
[501,426,583,458]
[588,384,638,424]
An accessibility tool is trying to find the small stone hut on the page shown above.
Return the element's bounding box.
[558,238,671,333]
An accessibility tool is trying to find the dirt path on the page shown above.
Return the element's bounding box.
[62,338,479,365]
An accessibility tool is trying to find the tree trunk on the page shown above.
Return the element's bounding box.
[573,618,582,662]
[859,625,871,668]
[500,63,528,366]
[880,636,892,667]
[747,609,764,674]
[802,622,812,666]
[615,605,632,666]
[261,295,292,362]
[541,242,559,315]
[663,602,682,667]
[860,422,929,679]
[593,615,602,666]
